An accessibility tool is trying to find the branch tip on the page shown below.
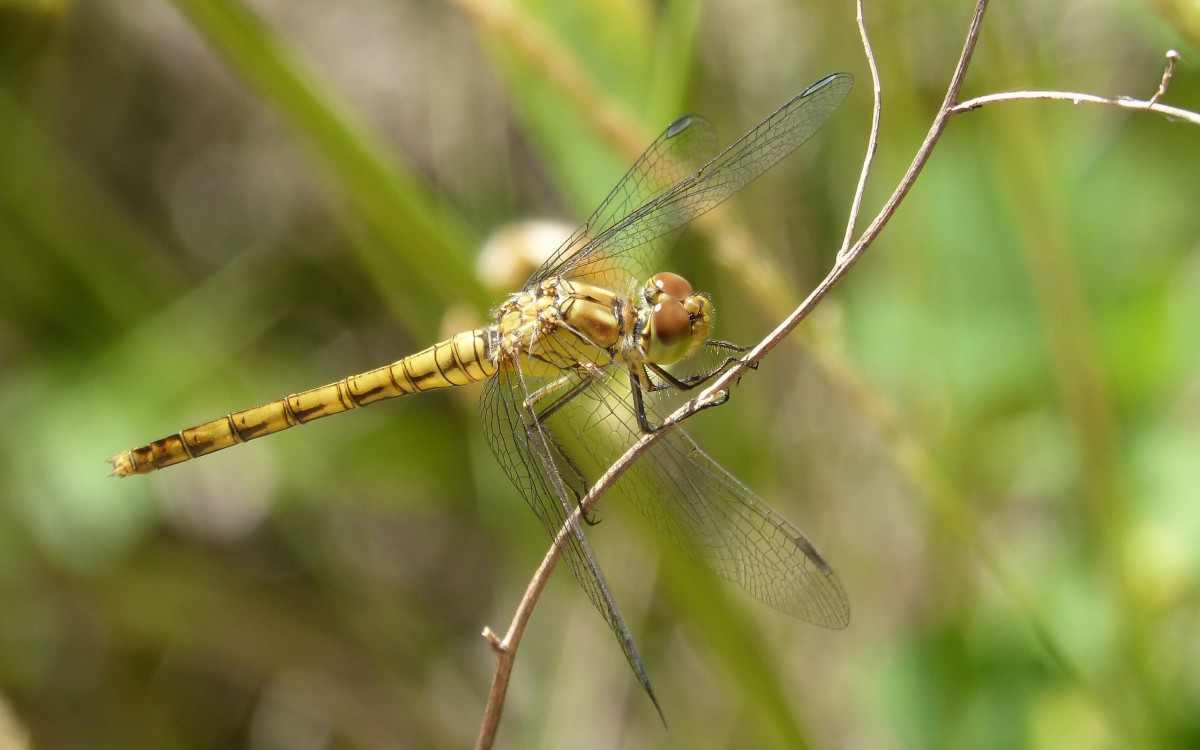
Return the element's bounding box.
[482,627,505,652]
[1151,49,1180,106]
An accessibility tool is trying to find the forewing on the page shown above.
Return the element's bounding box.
[539,73,853,288]
[530,113,717,288]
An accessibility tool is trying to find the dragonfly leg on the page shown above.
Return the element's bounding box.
[524,371,593,422]
[644,362,709,391]
[523,370,605,525]
[522,417,602,526]
[629,373,662,434]
[709,339,753,353]
[637,339,757,395]
[632,364,732,434]
[643,347,753,392]
[561,446,601,526]
[702,340,759,377]
[564,450,601,525]
[708,338,759,368]
[524,373,575,410]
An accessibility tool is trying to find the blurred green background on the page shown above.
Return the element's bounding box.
[2,0,1199,748]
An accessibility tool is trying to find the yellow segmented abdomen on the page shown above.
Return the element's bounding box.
[108,328,497,477]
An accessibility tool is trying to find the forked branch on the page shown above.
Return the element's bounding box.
[952,50,1198,124]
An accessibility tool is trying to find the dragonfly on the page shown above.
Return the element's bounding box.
[109,72,854,715]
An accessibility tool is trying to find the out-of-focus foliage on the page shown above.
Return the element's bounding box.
[1,0,1198,748]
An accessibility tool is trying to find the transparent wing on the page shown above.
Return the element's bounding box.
[480,362,664,715]
[529,111,717,288]
[624,429,849,626]
[554,367,849,627]
[530,73,853,289]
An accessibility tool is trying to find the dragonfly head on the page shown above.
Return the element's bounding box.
[642,272,713,365]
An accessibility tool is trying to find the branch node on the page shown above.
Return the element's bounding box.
[1150,49,1180,106]
[482,627,506,653]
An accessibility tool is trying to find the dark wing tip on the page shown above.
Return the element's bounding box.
[666,114,696,139]
[803,71,854,97]
[794,533,852,628]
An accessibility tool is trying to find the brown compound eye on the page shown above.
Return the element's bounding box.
[652,300,691,349]
[646,297,701,365]
[643,271,713,365]
[650,272,693,301]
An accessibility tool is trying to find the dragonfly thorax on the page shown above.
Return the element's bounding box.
[494,277,625,375]
[491,273,712,374]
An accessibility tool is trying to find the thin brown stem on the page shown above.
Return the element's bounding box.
[951,49,1196,124]
[839,0,883,258]
[733,0,990,376]
[1151,49,1180,105]
[475,521,573,749]
[952,88,1200,125]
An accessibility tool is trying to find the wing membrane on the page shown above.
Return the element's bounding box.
[536,363,850,628]
[481,364,664,715]
[531,112,717,287]
[533,73,853,288]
